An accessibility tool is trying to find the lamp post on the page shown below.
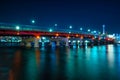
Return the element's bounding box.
[16,26,20,35]
[49,28,53,32]
[32,20,35,24]
[88,29,91,32]
[69,25,72,34]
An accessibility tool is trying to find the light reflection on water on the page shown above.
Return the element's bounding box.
[0,45,120,80]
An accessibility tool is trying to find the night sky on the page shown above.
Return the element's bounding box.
[0,0,120,33]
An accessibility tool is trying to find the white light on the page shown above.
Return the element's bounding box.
[16,26,20,30]
[85,40,89,43]
[69,32,71,33]
[55,24,57,26]
[69,26,72,29]
[32,20,35,24]
[49,29,53,32]
[107,35,115,39]
[80,28,83,31]
[73,40,76,43]
[94,31,97,33]
[77,40,80,43]
[42,37,46,40]
[68,40,71,42]
[88,29,90,32]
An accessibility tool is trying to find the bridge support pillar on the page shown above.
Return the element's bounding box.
[26,42,32,47]
[56,41,60,46]
[65,38,69,47]
[34,38,39,48]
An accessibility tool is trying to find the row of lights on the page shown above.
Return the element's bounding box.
[15,20,100,35]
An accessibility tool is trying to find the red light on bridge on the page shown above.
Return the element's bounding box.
[80,36,83,39]
[76,34,79,37]
[67,36,70,39]
[17,32,19,35]
[36,36,40,39]
[92,37,95,40]
[56,33,59,37]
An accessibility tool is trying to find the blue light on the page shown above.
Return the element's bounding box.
[42,37,46,40]
[80,28,83,31]
[69,25,72,29]
[49,29,53,32]
[16,26,20,30]
[32,20,35,24]
[69,31,71,33]
[94,31,97,33]
[55,24,57,26]
[88,29,90,32]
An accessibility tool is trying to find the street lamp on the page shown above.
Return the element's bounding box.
[93,30,97,33]
[69,25,72,29]
[80,27,83,31]
[88,29,90,32]
[32,20,35,23]
[54,24,58,26]
[16,26,20,30]
[49,28,53,32]
[69,31,71,34]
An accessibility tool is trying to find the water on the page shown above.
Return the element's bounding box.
[0,44,120,80]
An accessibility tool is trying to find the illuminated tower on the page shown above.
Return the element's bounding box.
[102,24,105,34]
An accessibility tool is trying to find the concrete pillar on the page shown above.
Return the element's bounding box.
[80,40,83,46]
[56,41,60,46]
[26,42,31,47]
[34,38,39,47]
[65,38,69,47]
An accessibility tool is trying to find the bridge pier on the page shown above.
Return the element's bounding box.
[34,37,39,48]
[65,39,69,47]
[56,41,60,46]
[26,42,32,47]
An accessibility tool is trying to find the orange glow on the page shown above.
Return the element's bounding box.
[76,34,79,37]
[17,32,19,35]
[67,36,70,39]
[80,36,83,39]
[9,70,14,80]
[36,36,40,39]
[92,37,95,40]
[56,33,59,37]
[98,37,101,40]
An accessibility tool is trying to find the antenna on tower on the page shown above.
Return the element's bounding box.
[102,24,105,34]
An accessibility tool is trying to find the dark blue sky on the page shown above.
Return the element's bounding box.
[0,0,120,33]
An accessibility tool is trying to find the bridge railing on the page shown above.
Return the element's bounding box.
[0,23,96,35]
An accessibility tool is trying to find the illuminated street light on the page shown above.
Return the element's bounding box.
[32,20,35,23]
[80,28,83,30]
[94,30,97,33]
[88,29,90,32]
[16,26,20,30]
[55,24,58,26]
[69,25,72,29]
[49,28,53,32]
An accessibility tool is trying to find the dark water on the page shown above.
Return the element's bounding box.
[0,44,120,80]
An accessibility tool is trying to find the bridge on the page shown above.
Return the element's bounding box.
[0,23,115,47]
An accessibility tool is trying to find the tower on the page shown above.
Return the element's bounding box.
[102,24,105,34]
